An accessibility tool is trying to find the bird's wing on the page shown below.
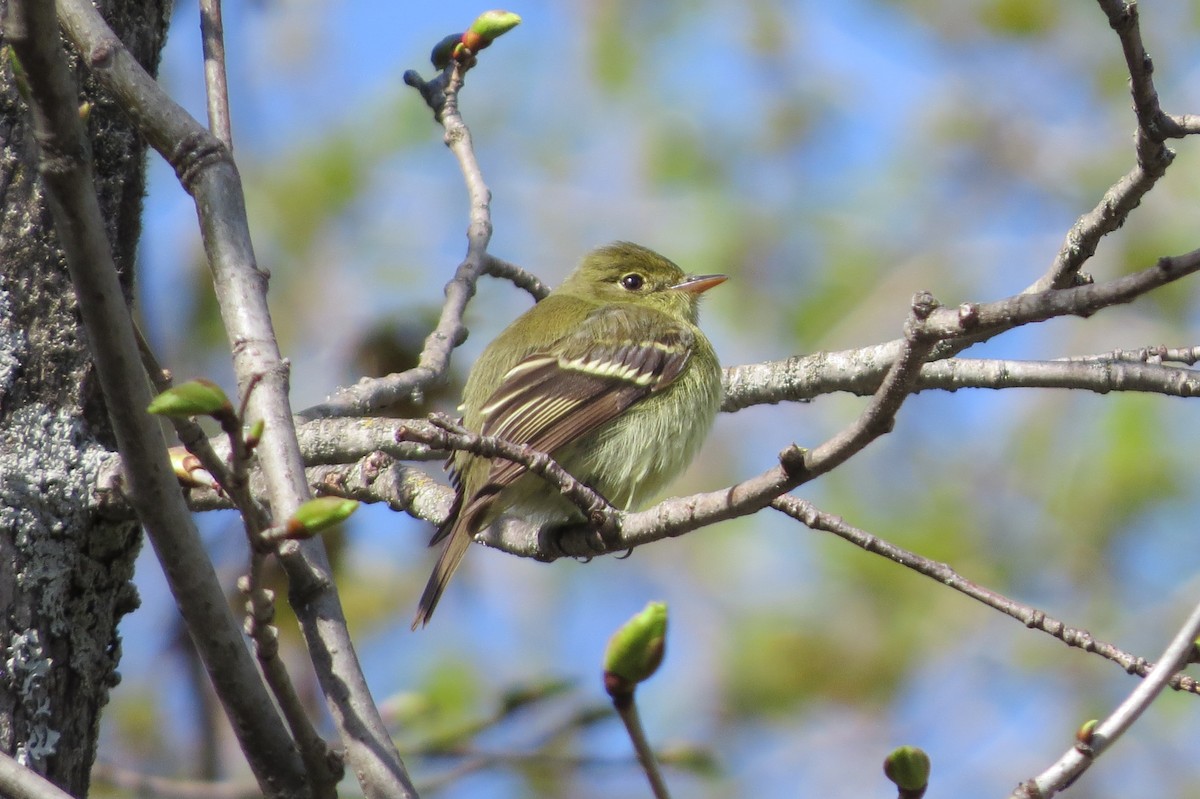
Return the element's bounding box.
[475,304,694,497]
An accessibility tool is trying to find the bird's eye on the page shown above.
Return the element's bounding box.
[620,273,645,291]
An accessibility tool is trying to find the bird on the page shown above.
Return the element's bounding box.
[412,241,725,628]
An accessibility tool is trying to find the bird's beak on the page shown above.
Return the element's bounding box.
[671,274,727,295]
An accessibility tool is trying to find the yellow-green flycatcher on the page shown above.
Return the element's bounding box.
[413,242,725,627]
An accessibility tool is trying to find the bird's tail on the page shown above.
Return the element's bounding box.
[411,524,471,629]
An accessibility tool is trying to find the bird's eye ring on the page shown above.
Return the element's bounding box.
[620,273,645,291]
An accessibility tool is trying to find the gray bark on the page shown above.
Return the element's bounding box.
[0,0,168,794]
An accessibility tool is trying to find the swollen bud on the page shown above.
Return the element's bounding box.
[430,11,521,71]
[285,497,359,539]
[168,446,218,490]
[464,10,522,51]
[603,602,668,699]
[147,379,233,418]
[1075,719,1098,747]
[883,746,930,797]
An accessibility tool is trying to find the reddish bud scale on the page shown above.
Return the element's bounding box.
[461,30,487,52]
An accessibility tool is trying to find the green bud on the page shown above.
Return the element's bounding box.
[883,746,930,794]
[603,602,667,698]
[244,418,265,449]
[466,10,522,46]
[1076,719,1098,746]
[430,33,464,70]
[147,379,233,418]
[286,497,359,539]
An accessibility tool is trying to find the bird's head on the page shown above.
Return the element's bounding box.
[560,241,727,323]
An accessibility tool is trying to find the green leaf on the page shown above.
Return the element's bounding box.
[146,379,233,418]
[286,497,359,538]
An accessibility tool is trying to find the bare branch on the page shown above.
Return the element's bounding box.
[916,357,1200,397]
[925,248,1200,339]
[724,348,1200,408]
[0,751,75,799]
[1057,344,1200,365]
[308,451,453,524]
[483,293,941,559]
[199,0,232,148]
[484,253,551,300]
[6,1,308,793]
[1033,0,1188,292]
[55,2,416,796]
[397,414,616,531]
[300,62,496,421]
[1094,0,1184,140]
[770,496,1200,695]
[1033,158,1172,292]
[1013,596,1200,797]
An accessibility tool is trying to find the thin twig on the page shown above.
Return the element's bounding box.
[613,695,672,799]
[135,324,239,492]
[485,292,941,559]
[300,62,496,421]
[724,349,1200,409]
[0,751,75,799]
[484,253,551,300]
[1012,596,1200,797]
[140,331,331,783]
[933,249,1200,340]
[769,496,1200,694]
[1035,0,1184,292]
[1056,344,1200,365]
[238,558,343,798]
[397,414,616,532]
[198,0,233,148]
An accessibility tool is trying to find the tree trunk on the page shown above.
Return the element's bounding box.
[0,0,168,794]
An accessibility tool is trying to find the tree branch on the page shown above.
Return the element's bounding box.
[483,293,941,558]
[770,496,1200,695]
[1013,595,1200,797]
[299,62,496,421]
[54,2,416,796]
[485,246,1200,558]
[1031,0,1184,292]
[5,1,308,794]
[0,752,74,799]
[725,350,1200,407]
[483,253,551,300]
[198,0,232,148]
